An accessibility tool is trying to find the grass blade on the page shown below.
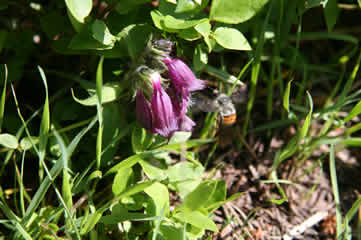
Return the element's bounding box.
[329,144,342,239]
[37,66,50,182]
[96,56,104,169]
[0,64,7,133]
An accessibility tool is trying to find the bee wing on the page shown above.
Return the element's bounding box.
[191,93,219,113]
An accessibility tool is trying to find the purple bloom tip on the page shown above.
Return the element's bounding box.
[151,75,178,139]
[163,57,205,92]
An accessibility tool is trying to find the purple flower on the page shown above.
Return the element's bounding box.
[150,72,178,139]
[178,115,195,132]
[163,57,205,92]
[136,90,153,131]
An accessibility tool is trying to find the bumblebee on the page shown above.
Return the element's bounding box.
[192,92,237,126]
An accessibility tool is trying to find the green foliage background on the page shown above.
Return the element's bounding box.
[1,0,361,239]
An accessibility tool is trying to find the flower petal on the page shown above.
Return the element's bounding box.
[163,57,205,92]
[151,74,178,138]
[136,90,153,131]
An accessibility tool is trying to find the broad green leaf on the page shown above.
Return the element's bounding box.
[283,80,292,112]
[144,182,170,216]
[101,204,150,224]
[159,224,185,240]
[139,159,167,181]
[169,132,192,144]
[183,180,224,211]
[194,21,211,37]
[65,0,92,23]
[195,21,212,51]
[71,82,124,106]
[0,64,7,132]
[210,0,269,24]
[0,133,18,149]
[163,15,207,30]
[175,0,198,13]
[213,27,251,51]
[344,100,361,123]
[151,10,166,30]
[299,91,313,139]
[168,162,204,182]
[91,20,117,46]
[323,0,339,32]
[178,28,201,41]
[174,210,218,232]
[19,136,39,150]
[112,168,134,195]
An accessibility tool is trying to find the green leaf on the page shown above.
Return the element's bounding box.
[213,27,251,51]
[174,210,218,232]
[139,159,167,181]
[158,224,185,240]
[0,133,18,149]
[178,28,201,41]
[91,20,117,46]
[299,91,313,139]
[210,0,269,24]
[65,0,92,23]
[169,132,192,144]
[105,153,151,176]
[344,99,361,123]
[132,126,148,153]
[323,0,339,32]
[283,80,292,112]
[168,162,204,183]
[144,182,170,216]
[71,82,124,106]
[112,168,134,195]
[19,136,39,150]
[0,64,7,133]
[163,15,207,30]
[38,66,50,166]
[81,210,104,235]
[183,180,225,211]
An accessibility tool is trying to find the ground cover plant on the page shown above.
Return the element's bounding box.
[1,0,361,239]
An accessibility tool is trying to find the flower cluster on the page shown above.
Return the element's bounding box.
[134,40,205,139]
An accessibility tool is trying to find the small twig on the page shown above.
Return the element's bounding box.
[283,211,329,240]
